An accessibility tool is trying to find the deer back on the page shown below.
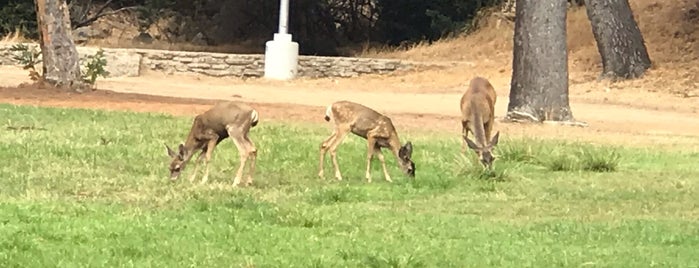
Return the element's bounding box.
[177,101,258,154]
[460,77,497,145]
[328,101,398,141]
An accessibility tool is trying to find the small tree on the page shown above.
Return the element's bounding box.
[34,0,87,90]
[9,44,42,82]
[506,0,575,123]
[585,0,651,80]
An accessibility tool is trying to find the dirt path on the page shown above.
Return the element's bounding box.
[1,66,698,148]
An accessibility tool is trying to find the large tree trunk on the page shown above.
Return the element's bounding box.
[34,0,86,90]
[507,0,574,123]
[585,0,651,80]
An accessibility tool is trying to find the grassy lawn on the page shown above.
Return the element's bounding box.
[1,103,698,267]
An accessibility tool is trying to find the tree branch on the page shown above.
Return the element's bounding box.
[72,5,139,29]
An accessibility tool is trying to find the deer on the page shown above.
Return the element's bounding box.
[165,101,258,186]
[318,100,415,183]
[460,76,501,170]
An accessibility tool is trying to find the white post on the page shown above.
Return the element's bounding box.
[264,0,299,80]
[278,0,289,34]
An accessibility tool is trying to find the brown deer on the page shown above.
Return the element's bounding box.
[460,77,500,169]
[319,101,415,182]
[165,101,258,186]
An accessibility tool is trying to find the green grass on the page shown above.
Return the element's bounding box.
[1,103,698,267]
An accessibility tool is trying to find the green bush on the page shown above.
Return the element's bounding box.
[0,0,38,39]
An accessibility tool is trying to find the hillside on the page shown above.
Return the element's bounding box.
[361,0,698,98]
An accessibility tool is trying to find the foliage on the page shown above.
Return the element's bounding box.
[1,104,698,266]
[81,49,110,88]
[0,0,588,55]
[0,0,504,55]
[376,0,503,45]
[134,0,175,31]
[9,44,109,88]
[8,44,42,82]
[0,0,38,39]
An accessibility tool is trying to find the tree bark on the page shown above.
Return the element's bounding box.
[34,0,86,90]
[585,0,651,80]
[507,0,574,122]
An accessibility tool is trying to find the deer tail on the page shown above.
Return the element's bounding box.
[250,109,259,127]
[324,105,332,122]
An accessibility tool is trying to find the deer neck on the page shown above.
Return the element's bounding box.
[181,129,205,162]
[469,104,488,147]
[388,134,406,165]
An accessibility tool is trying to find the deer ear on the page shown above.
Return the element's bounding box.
[490,131,500,147]
[405,141,413,154]
[177,143,186,158]
[165,144,177,158]
[465,137,480,150]
[398,141,413,160]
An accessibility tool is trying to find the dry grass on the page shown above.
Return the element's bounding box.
[358,1,699,98]
[0,29,31,44]
[365,1,699,64]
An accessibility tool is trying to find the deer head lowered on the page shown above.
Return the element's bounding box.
[319,100,415,182]
[165,101,259,186]
[460,77,501,170]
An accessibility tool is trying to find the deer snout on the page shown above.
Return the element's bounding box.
[480,151,495,170]
[169,166,183,181]
[406,162,415,177]
[169,171,181,181]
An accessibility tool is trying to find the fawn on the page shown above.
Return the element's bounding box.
[165,101,258,186]
[319,100,415,182]
[460,77,500,169]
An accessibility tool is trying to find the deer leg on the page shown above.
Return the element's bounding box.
[230,137,248,187]
[318,129,338,179]
[374,146,392,183]
[226,126,248,186]
[188,150,206,182]
[200,138,219,184]
[461,120,470,154]
[365,136,378,183]
[328,127,350,181]
[243,134,257,186]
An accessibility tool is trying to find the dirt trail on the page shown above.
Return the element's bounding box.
[1,66,698,148]
[96,71,699,139]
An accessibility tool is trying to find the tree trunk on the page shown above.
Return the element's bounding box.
[34,0,86,90]
[585,0,651,80]
[507,0,574,122]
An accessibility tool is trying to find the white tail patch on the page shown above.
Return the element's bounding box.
[250,109,259,126]
[324,105,333,122]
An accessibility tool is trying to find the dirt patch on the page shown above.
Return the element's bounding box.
[2,84,699,149]
[0,85,325,123]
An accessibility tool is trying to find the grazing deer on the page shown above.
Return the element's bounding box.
[319,101,415,182]
[165,101,258,186]
[460,77,500,169]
